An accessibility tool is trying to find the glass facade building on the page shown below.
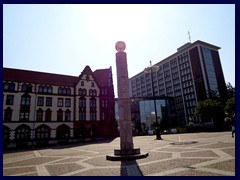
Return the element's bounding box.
[115,97,177,135]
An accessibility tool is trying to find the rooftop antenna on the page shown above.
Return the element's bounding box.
[188,31,192,43]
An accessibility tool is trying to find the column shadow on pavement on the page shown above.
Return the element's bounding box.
[121,160,143,176]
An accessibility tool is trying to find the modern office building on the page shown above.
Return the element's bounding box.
[3,66,118,148]
[129,40,227,128]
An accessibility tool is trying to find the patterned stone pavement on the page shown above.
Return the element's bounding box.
[3,132,235,176]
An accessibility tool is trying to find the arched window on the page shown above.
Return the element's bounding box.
[57,109,63,121]
[35,125,50,140]
[89,89,93,96]
[45,108,52,121]
[79,88,83,96]
[36,108,43,121]
[15,125,31,142]
[83,89,86,96]
[93,90,97,96]
[65,109,71,121]
[4,107,13,122]
[56,124,70,139]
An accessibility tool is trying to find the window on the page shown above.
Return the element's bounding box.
[19,111,29,121]
[36,108,43,121]
[37,97,44,106]
[9,83,15,91]
[79,98,86,108]
[66,88,71,95]
[46,97,52,106]
[93,90,97,96]
[43,86,48,93]
[58,87,63,94]
[91,82,94,87]
[79,88,87,96]
[3,82,9,91]
[79,112,86,121]
[21,94,31,106]
[35,125,50,139]
[65,110,71,121]
[57,109,63,121]
[39,85,52,94]
[38,85,43,93]
[21,84,28,92]
[3,82,15,92]
[65,98,71,107]
[81,81,84,86]
[6,95,14,105]
[89,89,93,96]
[58,87,71,95]
[21,84,32,92]
[45,109,52,121]
[4,107,13,122]
[90,98,96,108]
[15,125,31,141]
[57,98,63,107]
[90,112,96,120]
[101,112,105,120]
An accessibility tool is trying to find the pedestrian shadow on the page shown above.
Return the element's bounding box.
[120,159,143,176]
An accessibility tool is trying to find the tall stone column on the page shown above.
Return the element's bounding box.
[106,41,148,161]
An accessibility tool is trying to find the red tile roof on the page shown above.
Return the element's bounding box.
[3,67,112,87]
[3,68,78,87]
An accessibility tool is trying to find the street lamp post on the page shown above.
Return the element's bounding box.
[144,61,162,140]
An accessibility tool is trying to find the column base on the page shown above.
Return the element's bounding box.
[106,148,148,161]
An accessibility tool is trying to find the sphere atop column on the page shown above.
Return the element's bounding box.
[115,41,126,52]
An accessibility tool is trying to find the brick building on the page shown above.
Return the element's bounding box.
[3,66,118,148]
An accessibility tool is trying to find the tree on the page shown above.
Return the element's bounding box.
[226,82,235,99]
[194,99,224,130]
[224,97,235,118]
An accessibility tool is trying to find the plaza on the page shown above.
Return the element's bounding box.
[3,131,235,176]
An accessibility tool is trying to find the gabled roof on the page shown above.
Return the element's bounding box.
[81,65,93,75]
[3,67,78,87]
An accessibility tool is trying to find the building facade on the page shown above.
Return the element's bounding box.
[129,40,227,127]
[3,66,118,148]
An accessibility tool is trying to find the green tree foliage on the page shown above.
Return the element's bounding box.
[194,99,224,125]
[226,82,235,98]
[224,97,235,118]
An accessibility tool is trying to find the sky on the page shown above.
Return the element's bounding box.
[3,4,235,97]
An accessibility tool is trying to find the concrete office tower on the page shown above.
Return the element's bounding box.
[106,41,148,161]
[129,40,228,128]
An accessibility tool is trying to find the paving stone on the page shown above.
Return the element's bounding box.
[45,163,85,176]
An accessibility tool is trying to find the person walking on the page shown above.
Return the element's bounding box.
[231,123,235,138]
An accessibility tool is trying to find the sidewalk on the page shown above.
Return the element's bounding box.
[3,131,235,176]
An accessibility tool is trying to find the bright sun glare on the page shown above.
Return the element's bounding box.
[81,4,150,45]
